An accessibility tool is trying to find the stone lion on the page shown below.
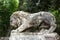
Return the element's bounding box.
[10,11,56,33]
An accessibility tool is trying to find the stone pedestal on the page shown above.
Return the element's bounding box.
[9,32,59,40]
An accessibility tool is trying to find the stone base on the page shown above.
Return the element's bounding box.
[9,32,59,40]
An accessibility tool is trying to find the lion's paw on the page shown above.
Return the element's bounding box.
[11,30,18,33]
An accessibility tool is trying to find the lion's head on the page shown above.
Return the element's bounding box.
[10,12,22,29]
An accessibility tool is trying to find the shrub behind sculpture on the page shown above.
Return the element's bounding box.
[0,0,19,36]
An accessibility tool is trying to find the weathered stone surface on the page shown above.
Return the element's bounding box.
[9,32,59,40]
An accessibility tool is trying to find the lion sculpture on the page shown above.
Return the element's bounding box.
[10,11,56,33]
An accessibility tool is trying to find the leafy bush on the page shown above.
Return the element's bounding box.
[0,0,19,36]
[0,0,19,12]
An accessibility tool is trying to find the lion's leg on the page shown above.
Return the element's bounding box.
[39,17,56,34]
[11,23,28,33]
[39,22,56,34]
[15,23,29,32]
[47,21,56,33]
[15,18,32,32]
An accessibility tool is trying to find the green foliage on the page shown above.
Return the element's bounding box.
[0,0,19,36]
[19,0,39,13]
[0,0,19,12]
[19,0,52,13]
